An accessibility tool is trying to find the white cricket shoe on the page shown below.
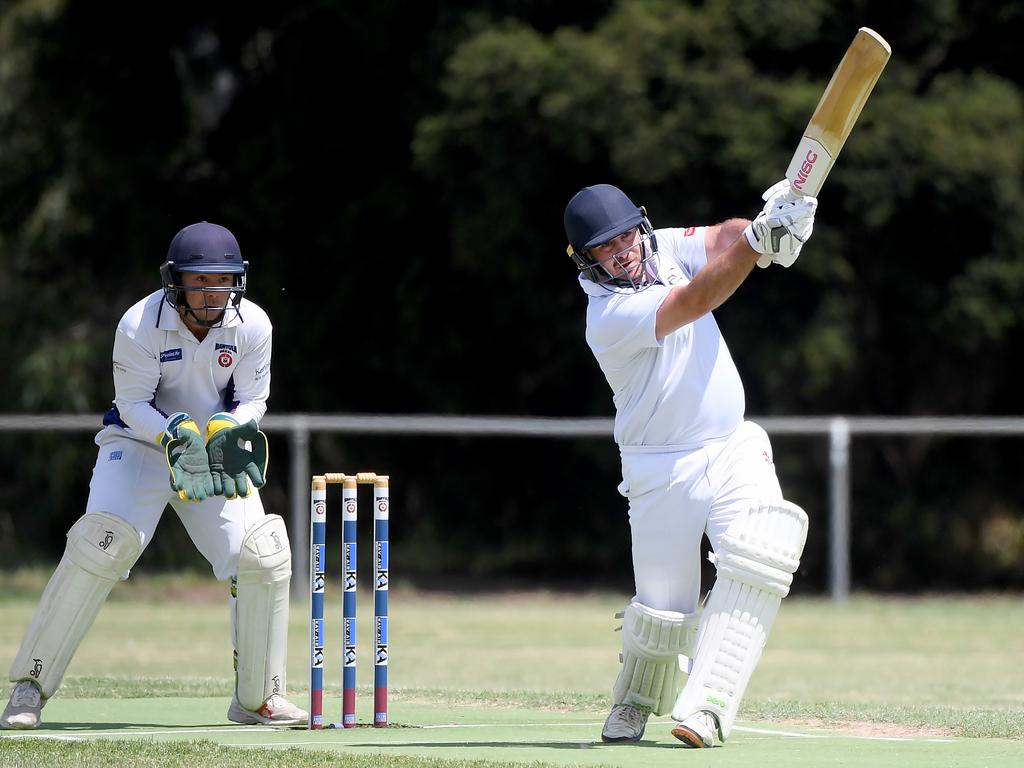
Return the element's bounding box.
[227,693,308,726]
[601,703,650,742]
[1,681,45,730]
[671,709,719,748]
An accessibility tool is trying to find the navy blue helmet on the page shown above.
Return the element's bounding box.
[564,184,659,293]
[160,222,248,327]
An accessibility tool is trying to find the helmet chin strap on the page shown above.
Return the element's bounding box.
[181,304,227,329]
[176,282,243,329]
[642,242,661,285]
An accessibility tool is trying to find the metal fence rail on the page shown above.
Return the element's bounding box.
[4,413,1024,602]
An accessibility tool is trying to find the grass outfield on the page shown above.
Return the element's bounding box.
[0,570,1022,767]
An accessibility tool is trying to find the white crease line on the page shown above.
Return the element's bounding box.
[733,725,823,739]
[0,726,278,740]
[734,725,955,743]
[237,721,958,747]
[0,721,957,745]
[421,721,605,729]
[249,740,599,750]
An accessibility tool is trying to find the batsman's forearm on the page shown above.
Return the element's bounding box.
[685,237,759,313]
[655,238,757,339]
[703,218,750,261]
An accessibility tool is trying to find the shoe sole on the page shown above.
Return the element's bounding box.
[230,717,306,725]
[600,731,644,743]
[227,704,306,726]
[671,725,710,748]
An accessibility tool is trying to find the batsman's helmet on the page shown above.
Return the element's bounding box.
[159,221,248,327]
[564,184,659,293]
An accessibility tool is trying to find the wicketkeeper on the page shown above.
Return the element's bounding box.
[564,181,816,747]
[1,222,306,729]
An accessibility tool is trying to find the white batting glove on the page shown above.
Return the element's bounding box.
[744,179,818,268]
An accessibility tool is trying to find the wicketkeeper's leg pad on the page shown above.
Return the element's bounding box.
[10,512,143,698]
[671,500,808,739]
[612,601,700,715]
[234,514,292,711]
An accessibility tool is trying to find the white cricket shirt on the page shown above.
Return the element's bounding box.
[579,226,744,448]
[97,290,272,446]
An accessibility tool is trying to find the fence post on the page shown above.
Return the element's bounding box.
[289,415,311,600]
[828,417,851,603]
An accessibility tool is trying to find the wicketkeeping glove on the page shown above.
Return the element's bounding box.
[159,412,216,502]
[744,179,818,268]
[205,412,269,499]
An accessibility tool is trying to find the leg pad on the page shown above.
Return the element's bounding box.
[613,601,699,715]
[9,513,142,697]
[234,514,291,710]
[672,501,808,739]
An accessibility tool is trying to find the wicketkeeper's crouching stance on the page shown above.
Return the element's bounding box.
[2,222,306,729]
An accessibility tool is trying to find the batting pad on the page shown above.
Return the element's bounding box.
[612,601,700,715]
[10,512,142,698]
[671,501,808,739]
[234,514,292,710]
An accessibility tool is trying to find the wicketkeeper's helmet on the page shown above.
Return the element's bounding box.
[160,221,248,327]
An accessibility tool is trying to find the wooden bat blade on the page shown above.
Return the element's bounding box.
[787,27,891,196]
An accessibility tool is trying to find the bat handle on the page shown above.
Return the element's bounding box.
[786,136,832,198]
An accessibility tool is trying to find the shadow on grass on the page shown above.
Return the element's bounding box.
[342,738,683,750]
[25,721,305,731]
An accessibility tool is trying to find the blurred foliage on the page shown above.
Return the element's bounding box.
[1,0,1023,590]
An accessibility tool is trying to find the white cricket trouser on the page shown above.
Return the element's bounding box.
[85,429,267,581]
[618,421,782,614]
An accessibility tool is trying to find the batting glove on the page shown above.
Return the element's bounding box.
[744,179,818,268]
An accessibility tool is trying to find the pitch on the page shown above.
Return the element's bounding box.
[1,574,1021,767]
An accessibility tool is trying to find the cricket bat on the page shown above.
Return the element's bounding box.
[786,27,891,197]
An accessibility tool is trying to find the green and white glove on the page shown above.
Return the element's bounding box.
[159,412,216,502]
[205,412,269,499]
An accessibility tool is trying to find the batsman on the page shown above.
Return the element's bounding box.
[1,222,307,729]
[564,180,815,747]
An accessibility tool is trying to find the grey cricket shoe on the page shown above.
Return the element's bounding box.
[601,703,650,743]
[227,693,308,726]
[1,681,45,730]
[671,709,719,748]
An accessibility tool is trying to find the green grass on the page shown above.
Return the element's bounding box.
[0,741,547,768]
[1,570,1022,766]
